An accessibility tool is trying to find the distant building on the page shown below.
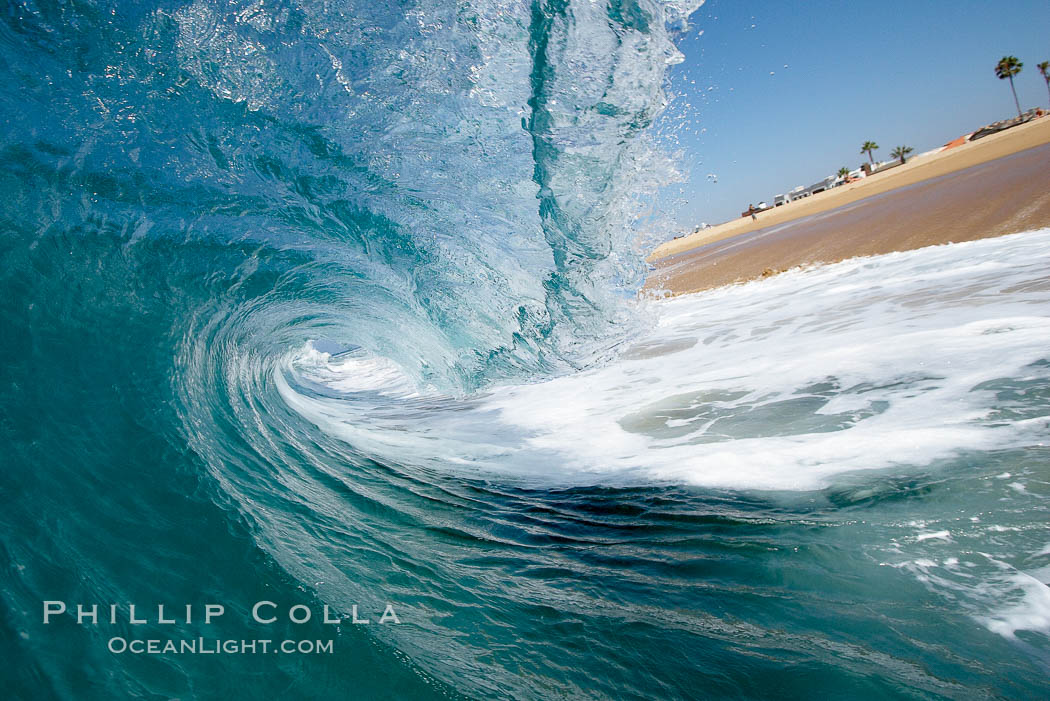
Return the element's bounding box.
[774,177,835,206]
[971,108,1043,140]
[806,175,837,196]
[870,160,902,175]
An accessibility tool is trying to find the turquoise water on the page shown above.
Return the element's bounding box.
[2,1,1050,699]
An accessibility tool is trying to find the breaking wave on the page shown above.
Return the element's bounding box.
[3,1,1050,698]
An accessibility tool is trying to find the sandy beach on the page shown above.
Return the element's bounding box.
[647,116,1050,295]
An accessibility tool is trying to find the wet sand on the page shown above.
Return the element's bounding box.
[650,115,1050,263]
[647,138,1050,296]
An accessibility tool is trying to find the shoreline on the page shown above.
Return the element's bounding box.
[646,118,1050,296]
[649,115,1050,263]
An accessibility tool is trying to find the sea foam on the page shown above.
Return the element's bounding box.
[283,228,1050,491]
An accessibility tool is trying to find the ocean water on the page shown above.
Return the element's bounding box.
[1,1,1049,699]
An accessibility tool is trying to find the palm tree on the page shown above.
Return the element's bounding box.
[860,141,879,164]
[1038,61,1050,108]
[837,166,850,180]
[890,145,914,164]
[995,56,1024,118]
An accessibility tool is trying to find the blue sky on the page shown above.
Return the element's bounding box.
[657,0,1050,228]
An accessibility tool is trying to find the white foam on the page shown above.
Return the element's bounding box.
[282,229,1050,491]
[916,531,952,542]
[895,552,1050,641]
[980,569,1050,639]
[287,342,421,398]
